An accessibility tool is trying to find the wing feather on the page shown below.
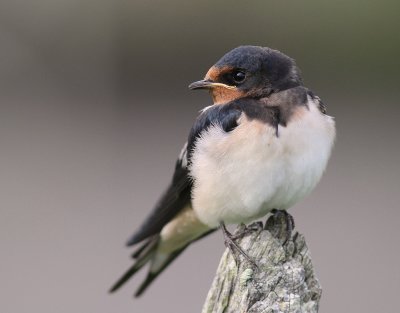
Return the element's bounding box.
[126,145,191,246]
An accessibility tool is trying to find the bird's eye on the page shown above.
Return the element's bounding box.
[232,71,246,84]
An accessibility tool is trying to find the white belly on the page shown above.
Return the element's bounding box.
[189,98,336,228]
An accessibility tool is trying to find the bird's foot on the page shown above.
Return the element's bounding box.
[267,209,295,245]
[220,222,259,269]
[231,221,263,241]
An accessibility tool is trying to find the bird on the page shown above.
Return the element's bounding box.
[110,45,336,297]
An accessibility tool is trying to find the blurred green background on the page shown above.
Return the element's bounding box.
[1,1,399,312]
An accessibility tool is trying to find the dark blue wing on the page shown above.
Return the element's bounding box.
[126,144,191,246]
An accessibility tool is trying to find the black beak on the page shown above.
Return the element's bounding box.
[188,79,215,90]
[188,79,236,90]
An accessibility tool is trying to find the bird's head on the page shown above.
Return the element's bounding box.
[189,46,303,104]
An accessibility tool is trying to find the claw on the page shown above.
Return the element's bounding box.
[220,222,259,269]
[269,209,295,244]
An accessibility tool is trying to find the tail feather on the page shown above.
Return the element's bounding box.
[134,247,187,297]
[131,236,156,259]
[134,229,216,296]
[110,228,216,296]
[109,237,158,293]
[109,263,142,293]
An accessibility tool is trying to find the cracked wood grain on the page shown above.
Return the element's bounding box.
[202,214,322,313]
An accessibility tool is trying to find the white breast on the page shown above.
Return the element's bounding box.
[189,96,336,228]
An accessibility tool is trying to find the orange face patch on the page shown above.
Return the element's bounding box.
[209,86,245,105]
[205,66,233,81]
[205,66,246,105]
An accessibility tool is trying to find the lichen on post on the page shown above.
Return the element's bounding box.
[202,214,322,313]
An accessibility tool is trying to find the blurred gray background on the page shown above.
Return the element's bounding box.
[1,0,399,312]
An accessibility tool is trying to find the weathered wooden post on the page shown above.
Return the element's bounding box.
[202,214,322,313]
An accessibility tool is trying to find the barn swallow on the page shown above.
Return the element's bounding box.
[110,46,335,297]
